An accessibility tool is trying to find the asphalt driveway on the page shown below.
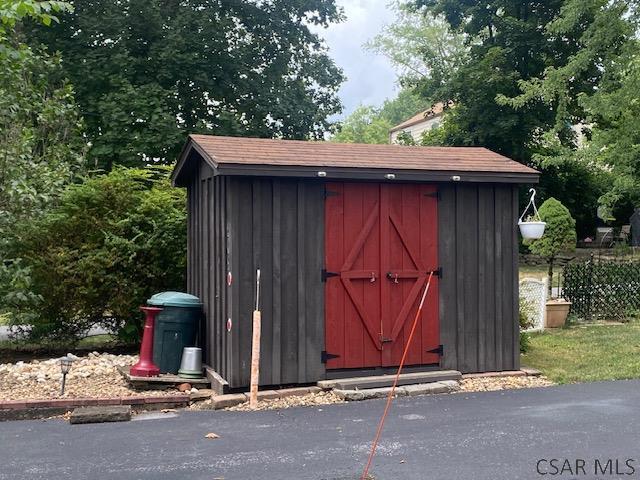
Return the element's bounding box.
[1,380,639,480]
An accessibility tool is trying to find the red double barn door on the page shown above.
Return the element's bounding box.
[324,182,440,370]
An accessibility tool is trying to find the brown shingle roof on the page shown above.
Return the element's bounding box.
[389,103,447,133]
[172,134,538,185]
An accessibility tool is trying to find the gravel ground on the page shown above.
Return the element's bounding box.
[193,375,553,412]
[460,375,554,392]
[0,352,180,401]
[226,391,345,411]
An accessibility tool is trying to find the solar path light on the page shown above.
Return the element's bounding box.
[59,356,73,396]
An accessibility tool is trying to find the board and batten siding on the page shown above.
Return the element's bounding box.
[438,184,520,373]
[188,161,325,389]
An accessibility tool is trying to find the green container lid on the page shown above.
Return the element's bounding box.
[147,291,202,308]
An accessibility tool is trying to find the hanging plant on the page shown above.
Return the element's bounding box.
[518,188,546,240]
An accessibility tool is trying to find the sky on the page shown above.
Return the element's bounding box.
[312,0,400,119]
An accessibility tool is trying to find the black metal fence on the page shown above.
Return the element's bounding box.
[563,258,640,321]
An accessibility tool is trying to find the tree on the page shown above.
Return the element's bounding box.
[25,0,345,169]
[7,167,186,343]
[412,0,573,162]
[332,89,427,144]
[528,198,577,296]
[0,44,85,235]
[366,1,466,89]
[0,0,85,329]
[331,106,392,144]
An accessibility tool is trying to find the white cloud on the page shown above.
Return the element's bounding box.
[312,0,399,119]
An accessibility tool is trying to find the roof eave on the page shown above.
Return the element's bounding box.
[215,163,539,184]
[171,136,219,187]
[389,112,444,133]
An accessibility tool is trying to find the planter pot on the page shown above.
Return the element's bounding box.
[545,299,572,328]
[518,221,546,240]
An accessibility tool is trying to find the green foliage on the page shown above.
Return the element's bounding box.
[0,0,71,33]
[6,167,186,343]
[529,198,577,259]
[25,0,345,169]
[532,149,612,239]
[379,89,426,126]
[0,42,85,235]
[519,298,535,353]
[331,106,393,144]
[366,1,466,88]
[580,52,640,212]
[332,89,427,144]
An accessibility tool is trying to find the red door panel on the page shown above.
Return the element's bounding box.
[325,182,439,370]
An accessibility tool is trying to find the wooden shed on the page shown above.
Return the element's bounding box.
[171,135,539,389]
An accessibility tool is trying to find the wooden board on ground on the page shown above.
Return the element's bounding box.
[318,370,461,390]
[117,366,210,389]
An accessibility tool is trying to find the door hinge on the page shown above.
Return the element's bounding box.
[321,269,339,282]
[321,351,340,363]
[430,267,442,278]
[324,187,340,198]
[424,190,441,200]
[427,344,444,356]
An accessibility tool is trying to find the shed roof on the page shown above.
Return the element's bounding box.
[172,134,539,186]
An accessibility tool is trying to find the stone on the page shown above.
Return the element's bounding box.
[277,387,311,398]
[403,381,459,396]
[210,393,247,409]
[334,387,408,401]
[177,383,192,392]
[256,390,279,400]
[69,405,131,424]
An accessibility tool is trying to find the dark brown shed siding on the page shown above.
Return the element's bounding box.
[225,177,325,388]
[186,160,230,381]
[438,184,520,373]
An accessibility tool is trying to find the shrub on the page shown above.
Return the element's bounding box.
[6,167,186,343]
[519,298,535,353]
[528,197,576,296]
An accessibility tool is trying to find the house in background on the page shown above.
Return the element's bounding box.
[389,102,447,143]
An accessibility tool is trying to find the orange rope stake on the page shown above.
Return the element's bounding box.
[360,271,435,480]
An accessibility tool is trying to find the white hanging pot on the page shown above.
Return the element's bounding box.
[518,220,546,239]
[518,188,546,240]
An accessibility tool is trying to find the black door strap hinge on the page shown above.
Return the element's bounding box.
[321,351,340,363]
[427,344,444,356]
[430,267,442,278]
[321,269,339,282]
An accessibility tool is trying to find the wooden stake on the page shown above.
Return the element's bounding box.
[249,269,261,409]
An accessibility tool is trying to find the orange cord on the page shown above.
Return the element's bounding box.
[360,271,435,480]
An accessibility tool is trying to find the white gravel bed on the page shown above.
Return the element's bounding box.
[0,352,178,401]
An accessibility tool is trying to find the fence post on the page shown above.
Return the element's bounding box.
[586,254,594,321]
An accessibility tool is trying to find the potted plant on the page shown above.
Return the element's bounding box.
[528,197,576,328]
[518,189,546,240]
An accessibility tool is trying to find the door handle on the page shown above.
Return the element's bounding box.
[386,272,399,284]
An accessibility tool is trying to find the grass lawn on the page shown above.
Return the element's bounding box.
[522,322,640,383]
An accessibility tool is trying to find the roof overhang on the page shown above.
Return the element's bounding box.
[171,135,540,187]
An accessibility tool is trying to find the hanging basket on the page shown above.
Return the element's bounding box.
[518,188,546,240]
[518,220,546,239]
